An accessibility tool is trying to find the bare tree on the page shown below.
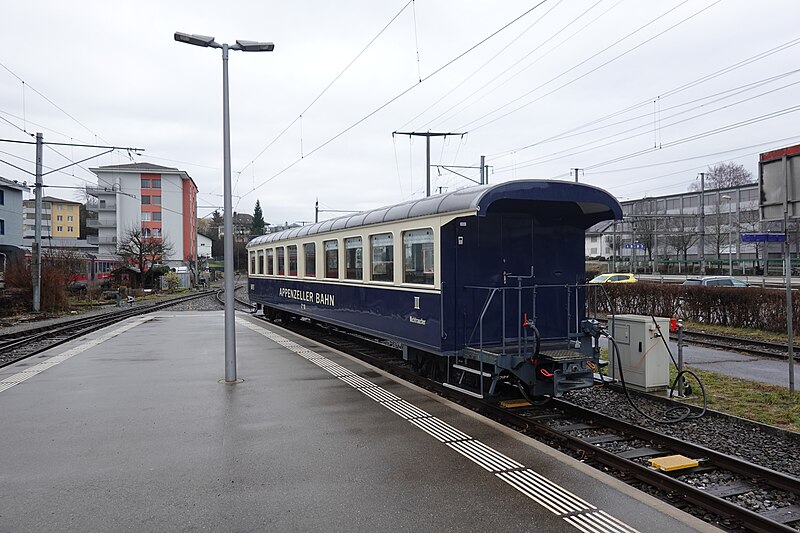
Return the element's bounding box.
[117,226,173,288]
[690,162,754,191]
[665,216,699,270]
[630,199,657,262]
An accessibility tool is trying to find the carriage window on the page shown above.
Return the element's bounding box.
[267,249,274,275]
[403,229,434,285]
[304,243,316,277]
[288,245,298,276]
[371,233,393,282]
[324,240,338,278]
[250,252,256,274]
[276,247,285,275]
[345,237,362,280]
[257,250,264,275]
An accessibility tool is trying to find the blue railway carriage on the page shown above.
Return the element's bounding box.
[247,180,622,400]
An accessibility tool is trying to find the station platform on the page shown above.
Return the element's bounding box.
[0,311,716,532]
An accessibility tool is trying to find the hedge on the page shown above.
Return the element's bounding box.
[589,284,797,334]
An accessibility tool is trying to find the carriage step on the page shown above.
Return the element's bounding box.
[452,364,492,378]
[443,382,485,398]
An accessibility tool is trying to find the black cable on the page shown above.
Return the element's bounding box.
[604,332,706,424]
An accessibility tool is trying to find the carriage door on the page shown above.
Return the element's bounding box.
[499,214,535,342]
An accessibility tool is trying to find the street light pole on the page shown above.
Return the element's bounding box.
[175,32,274,383]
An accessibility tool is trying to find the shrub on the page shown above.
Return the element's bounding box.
[592,283,800,334]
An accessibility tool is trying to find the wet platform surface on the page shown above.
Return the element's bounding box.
[0,312,716,532]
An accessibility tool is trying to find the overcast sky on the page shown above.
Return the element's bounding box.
[2,0,799,226]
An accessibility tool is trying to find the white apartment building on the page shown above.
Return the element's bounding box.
[87,163,198,268]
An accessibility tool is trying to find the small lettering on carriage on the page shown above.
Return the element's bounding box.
[409,316,427,325]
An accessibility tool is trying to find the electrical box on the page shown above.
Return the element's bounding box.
[607,314,670,392]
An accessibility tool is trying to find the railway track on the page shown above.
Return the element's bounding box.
[0,291,214,368]
[679,329,795,360]
[263,315,800,532]
[214,285,256,311]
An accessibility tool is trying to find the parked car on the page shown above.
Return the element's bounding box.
[682,276,750,287]
[589,273,637,284]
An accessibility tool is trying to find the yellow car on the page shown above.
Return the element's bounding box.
[589,273,637,284]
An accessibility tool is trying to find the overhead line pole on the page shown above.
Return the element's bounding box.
[33,133,43,312]
[393,131,465,196]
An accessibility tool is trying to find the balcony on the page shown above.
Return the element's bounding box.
[87,235,117,246]
[87,219,116,228]
[86,202,116,212]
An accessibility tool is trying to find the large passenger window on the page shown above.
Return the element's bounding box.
[345,237,363,280]
[277,247,285,276]
[371,233,393,282]
[304,243,316,277]
[288,246,298,276]
[250,251,256,275]
[403,229,434,285]
[324,240,338,279]
[267,249,274,275]
[257,250,264,275]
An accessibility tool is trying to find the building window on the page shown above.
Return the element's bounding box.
[0,219,4,235]
[288,245,298,276]
[57,204,63,210]
[141,212,151,221]
[67,226,74,232]
[67,205,73,211]
[666,198,680,210]
[324,240,338,278]
[257,250,264,274]
[67,215,73,222]
[152,228,161,237]
[0,190,4,205]
[590,236,598,243]
[304,243,316,277]
[403,229,434,285]
[371,233,393,282]
[57,225,63,232]
[153,211,162,221]
[141,195,150,205]
[141,178,150,188]
[345,237,362,280]
[276,247,285,275]
[152,196,161,205]
[267,249,274,275]
[151,179,161,189]
[57,215,63,221]
[142,227,151,237]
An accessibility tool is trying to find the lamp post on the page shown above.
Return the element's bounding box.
[175,32,274,383]
[721,195,733,275]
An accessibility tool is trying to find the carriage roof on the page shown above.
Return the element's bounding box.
[246,179,622,247]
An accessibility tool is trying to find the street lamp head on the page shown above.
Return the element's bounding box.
[174,32,217,47]
[234,40,275,52]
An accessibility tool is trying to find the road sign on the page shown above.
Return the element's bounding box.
[741,233,786,243]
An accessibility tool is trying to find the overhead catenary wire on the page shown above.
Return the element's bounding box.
[421,0,616,133]
[236,0,415,179]
[235,1,550,203]
[459,0,722,133]
[0,60,112,146]
[487,34,800,161]
[492,75,800,174]
[397,0,571,133]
